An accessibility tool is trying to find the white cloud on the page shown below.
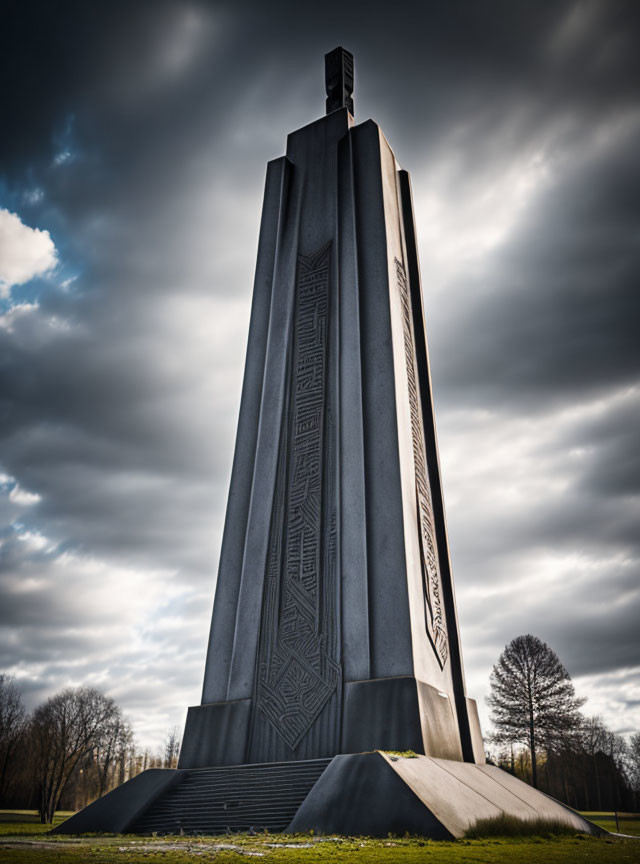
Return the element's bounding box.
[574,666,640,738]
[0,301,40,332]
[52,149,72,167]
[15,528,50,552]
[9,484,41,507]
[0,209,57,297]
[413,105,640,298]
[0,535,203,749]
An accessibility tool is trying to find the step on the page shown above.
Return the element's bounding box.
[130,758,331,835]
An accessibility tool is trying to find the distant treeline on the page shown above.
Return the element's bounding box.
[490,732,639,812]
[0,676,180,822]
[2,634,640,823]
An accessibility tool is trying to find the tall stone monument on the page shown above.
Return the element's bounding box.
[55,49,597,839]
[178,45,481,771]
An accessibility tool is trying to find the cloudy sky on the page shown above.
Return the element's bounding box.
[1,0,639,751]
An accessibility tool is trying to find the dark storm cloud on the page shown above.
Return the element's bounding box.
[1,0,639,744]
[428,121,640,409]
[572,395,640,498]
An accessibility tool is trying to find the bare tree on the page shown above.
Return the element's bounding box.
[580,715,609,809]
[94,710,133,797]
[164,726,181,769]
[603,728,631,809]
[487,634,585,788]
[630,732,640,806]
[31,687,120,823]
[0,675,27,803]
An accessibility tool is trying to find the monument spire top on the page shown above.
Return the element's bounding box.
[325,46,354,116]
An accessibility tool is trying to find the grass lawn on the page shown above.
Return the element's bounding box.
[0,811,74,835]
[1,814,639,864]
[582,813,640,837]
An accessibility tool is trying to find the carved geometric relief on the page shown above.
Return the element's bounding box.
[395,258,448,669]
[254,241,340,750]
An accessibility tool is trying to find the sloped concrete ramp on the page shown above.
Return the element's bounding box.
[288,752,599,838]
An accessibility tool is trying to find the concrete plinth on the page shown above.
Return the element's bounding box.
[53,753,600,838]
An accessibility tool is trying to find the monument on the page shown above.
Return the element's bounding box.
[55,49,597,839]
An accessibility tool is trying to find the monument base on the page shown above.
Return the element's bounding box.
[53,752,599,838]
[178,677,485,769]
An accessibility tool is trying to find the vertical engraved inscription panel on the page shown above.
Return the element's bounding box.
[253,241,340,751]
[395,258,448,668]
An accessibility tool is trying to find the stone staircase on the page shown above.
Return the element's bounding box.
[130,758,331,835]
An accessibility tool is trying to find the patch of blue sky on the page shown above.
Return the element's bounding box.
[0,206,82,312]
[0,257,82,314]
[0,168,46,212]
[0,473,14,492]
[0,177,29,213]
[4,275,54,308]
[51,113,78,169]
[22,187,45,206]
[0,115,88,311]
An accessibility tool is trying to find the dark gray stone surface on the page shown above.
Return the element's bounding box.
[349,120,415,683]
[398,169,475,762]
[287,753,451,838]
[224,149,300,705]
[54,754,603,837]
[178,699,251,769]
[341,676,423,755]
[245,109,351,763]
[132,759,332,835]
[325,47,354,116]
[201,157,288,706]
[52,769,183,834]
[182,101,480,767]
[335,124,370,685]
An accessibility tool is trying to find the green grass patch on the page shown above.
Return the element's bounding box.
[0,821,638,864]
[381,750,419,759]
[586,819,640,837]
[0,812,73,836]
[465,813,580,839]
[580,813,640,837]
